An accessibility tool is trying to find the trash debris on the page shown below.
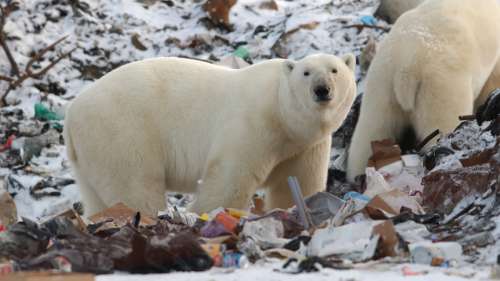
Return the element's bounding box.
[30,177,74,200]
[401,265,428,276]
[308,220,398,261]
[367,139,402,170]
[241,216,289,250]
[394,221,430,243]
[3,272,94,281]
[422,163,493,214]
[202,0,237,29]
[34,103,63,122]
[302,192,344,226]
[259,0,278,11]
[363,167,393,198]
[364,189,424,219]
[409,242,462,266]
[233,46,250,60]
[221,252,249,268]
[360,15,376,26]
[11,129,61,163]
[0,218,50,261]
[131,33,147,51]
[288,176,313,229]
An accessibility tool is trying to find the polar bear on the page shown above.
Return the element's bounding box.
[347,0,500,181]
[64,54,357,216]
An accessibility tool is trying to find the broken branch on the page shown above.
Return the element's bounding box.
[0,35,74,107]
[344,24,390,32]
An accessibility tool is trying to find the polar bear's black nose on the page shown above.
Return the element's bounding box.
[314,85,331,102]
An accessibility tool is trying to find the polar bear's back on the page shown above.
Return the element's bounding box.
[65,57,284,195]
[388,0,500,67]
[370,0,500,109]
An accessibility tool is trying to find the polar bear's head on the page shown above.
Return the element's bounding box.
[280,53,356,140]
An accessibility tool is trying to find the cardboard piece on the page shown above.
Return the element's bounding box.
[89,202,155,226]
[372,220,399,257]
[4,272,94,281]
[365,190,424,219]
[367,139,402,170]
[0,180,17,227]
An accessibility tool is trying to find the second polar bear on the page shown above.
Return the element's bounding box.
[347,0,500,181]
[64,54,357,216]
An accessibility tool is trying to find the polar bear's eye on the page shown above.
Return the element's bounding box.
[303,71,310,76]
[331,68,338,74]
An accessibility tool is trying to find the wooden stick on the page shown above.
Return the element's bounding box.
[344,24,390,32]
[415,129,440,152]
[0,36,73,106]
[458,114,476,121]
[0,75,13,82]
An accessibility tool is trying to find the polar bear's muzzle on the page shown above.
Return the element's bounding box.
[313,84,332,103]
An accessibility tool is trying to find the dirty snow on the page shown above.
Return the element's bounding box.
[96,263,490,281]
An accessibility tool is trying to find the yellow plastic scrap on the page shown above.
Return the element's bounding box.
[200,213,210,221]
[226,208,249,219]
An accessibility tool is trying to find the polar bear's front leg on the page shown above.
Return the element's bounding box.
[190,154,273,213]
[347,95,406,182]
[265,137,331,209]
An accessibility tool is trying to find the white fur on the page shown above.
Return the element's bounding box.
[347,0,500,181]
[64,54,357,216]
[375,0,424,24]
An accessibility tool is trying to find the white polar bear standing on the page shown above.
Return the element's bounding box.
[347,0,500,181]
[64,54,357,216]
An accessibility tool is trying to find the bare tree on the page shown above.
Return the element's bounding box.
[0,1,75,106]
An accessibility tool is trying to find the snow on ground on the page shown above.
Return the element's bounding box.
[96,262,490,281]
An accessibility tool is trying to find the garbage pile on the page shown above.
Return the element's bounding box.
[2,88,500,277]
[1,0,500,279]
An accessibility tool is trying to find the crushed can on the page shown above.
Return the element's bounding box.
[222,252,249,269]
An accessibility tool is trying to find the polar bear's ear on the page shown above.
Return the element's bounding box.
[284,60,295,74]
[342,53,356,72]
